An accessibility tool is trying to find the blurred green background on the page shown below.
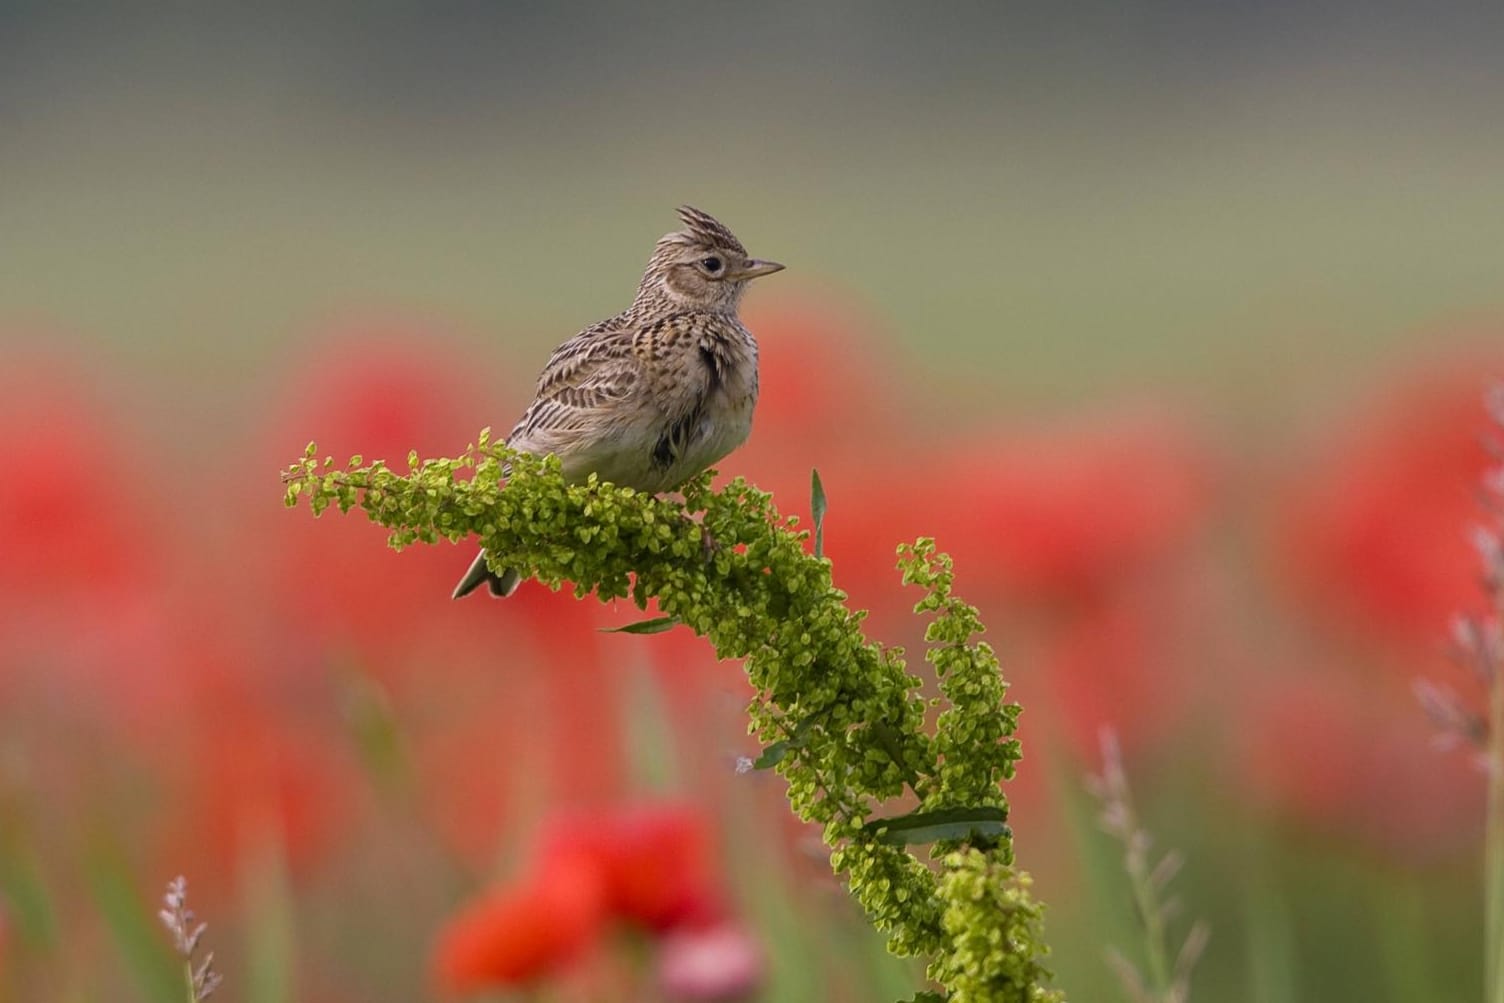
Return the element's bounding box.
[4,4,1504,1002]
[5,4,1502,428]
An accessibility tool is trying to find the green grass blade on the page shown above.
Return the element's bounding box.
[811,468,828,560]
[86,838,180,1002]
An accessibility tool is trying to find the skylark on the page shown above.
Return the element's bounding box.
[453,206,784,599]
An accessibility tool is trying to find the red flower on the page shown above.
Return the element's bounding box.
[263,318,502,466]
[153,685,358,894]
[432,802,729,995]
[929,409,1210,606]
[813,407,1210,622]
[538,803,723,933]
[1032,579,1205,762]
[739,297,900,458]
[432,849,606,994]
[414,691,520,871]
[0,350,158,603]
[1236,668,1482,860]
[1275,353,1503,650]
[732,297,907,542]
[249,324,503,662]
[597,805,723,932]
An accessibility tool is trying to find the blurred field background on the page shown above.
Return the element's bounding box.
[3,4,1504,1001]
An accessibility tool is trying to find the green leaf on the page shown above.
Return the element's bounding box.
[599,615,678,635]
[623,663,680,792]
[242,832,296,1003]
[86,837,181,1003]
[339,666,410,794]
[901,993,948,1003]
[869,720,922,790]
[752,715,819,770]
[752,740,793,770]
[0,817,58,949]
[865,806,1010,847]
[811,468,828,560]
[280,432,1062,997]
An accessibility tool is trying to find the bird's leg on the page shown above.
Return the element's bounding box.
[700,522,721,564]
[679,511,721,565]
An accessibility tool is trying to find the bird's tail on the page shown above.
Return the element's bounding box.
[452,551,521,599]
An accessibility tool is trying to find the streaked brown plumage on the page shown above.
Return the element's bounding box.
[453,206,784,599]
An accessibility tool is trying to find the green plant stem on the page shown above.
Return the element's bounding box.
[182,960,198,1003]
[1488,659,1504,1003]
[1132,871,1172,996]
[283,442,1060,1001]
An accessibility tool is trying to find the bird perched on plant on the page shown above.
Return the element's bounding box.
[453,205,785,599]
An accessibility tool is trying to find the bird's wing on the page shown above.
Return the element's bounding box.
[507,314,642,446]
[507,311,717,466]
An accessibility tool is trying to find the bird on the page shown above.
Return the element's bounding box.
[452,205,785,599]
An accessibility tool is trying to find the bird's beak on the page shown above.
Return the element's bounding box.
[734,259,785,280]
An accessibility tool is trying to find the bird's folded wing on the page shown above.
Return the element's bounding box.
[507,312,714,464]
[508,321,640,445]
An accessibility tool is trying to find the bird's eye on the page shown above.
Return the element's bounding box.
[701,256,723,273]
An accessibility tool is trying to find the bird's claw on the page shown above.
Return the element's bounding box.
[700,523,720,565]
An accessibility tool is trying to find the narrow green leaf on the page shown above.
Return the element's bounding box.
[752,715,821,770]
[810,468,828,560]
[86,838,181,1003]
[599,616,678,635]
[752,740,793,770]
[868,721,922,790]
[242,832,296,1003]
[623,662,680,792]
[340,666,410,794]
[865,805,1010,847]
[0,819,58,949]
[902,993,948,1003]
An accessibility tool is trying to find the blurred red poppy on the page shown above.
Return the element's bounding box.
[414,691,520,871]
[1276,353,1503,650]
[731,298,908,560]
[155,699,358,893]
[1033,579,1205,763]
[538,802,724,933]
[432,847,606,994]
[598,804,723,932]
[250,324,504,662]
[814,407,1210,623]
[931,409,1211,607]
[248,324,622,731]
[1236,667,1482,861]
[0,351,157,603]
[405,582,625,858]
[740,296,901,456]
[235,321,645,867]
[432,801,728,994]
[263,318,501,466]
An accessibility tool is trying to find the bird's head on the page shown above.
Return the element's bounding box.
[636,206,784,313]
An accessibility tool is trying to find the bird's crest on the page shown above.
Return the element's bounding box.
[668,205,747,255]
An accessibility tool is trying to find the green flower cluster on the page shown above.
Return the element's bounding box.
[283,433,1062,1003]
